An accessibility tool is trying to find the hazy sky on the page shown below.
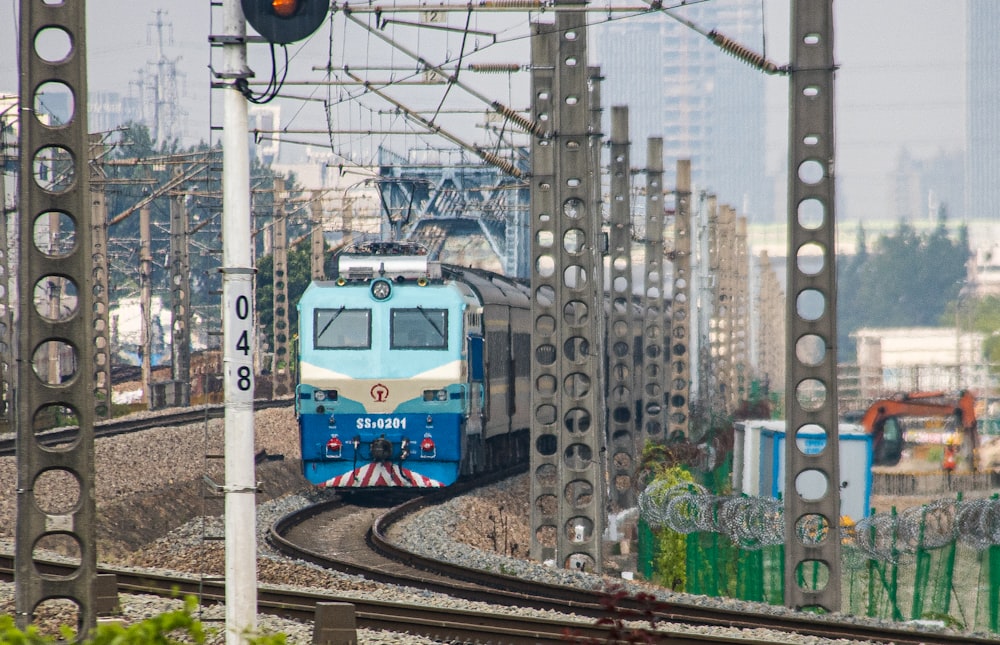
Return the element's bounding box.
[0,0,969,221]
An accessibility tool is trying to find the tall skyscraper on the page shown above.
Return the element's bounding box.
[593,0,770,220]
[965,0,1000,220]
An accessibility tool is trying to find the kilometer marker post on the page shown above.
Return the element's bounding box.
[221,0,258,642]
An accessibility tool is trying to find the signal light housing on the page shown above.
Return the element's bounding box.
[325,435,342,457]
[241,0,328,45]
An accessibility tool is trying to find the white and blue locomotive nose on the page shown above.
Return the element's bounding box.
[297,242,531,489]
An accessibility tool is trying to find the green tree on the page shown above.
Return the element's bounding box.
[644,465,694,590]
[837,211,968,361]
[941,294,1000,366]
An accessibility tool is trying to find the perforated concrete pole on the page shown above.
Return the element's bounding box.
[170,173,192,406]
[272,178,291,397]
[90,134,113,418]
[667,160,692,439]
[16,0,98,633]
[784,0,841,612]
[640,139,666,444]
[528,2,605,572]
[606,106,637,510]
[310,191,325,280]
[732,216,749,406]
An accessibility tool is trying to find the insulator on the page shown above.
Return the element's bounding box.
[468,63,521,74]
[476,147,522,178]
[490,101,543,136]
[480,0,540,7]
[708,30,787,76]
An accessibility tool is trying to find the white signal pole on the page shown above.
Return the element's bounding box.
[222,0,258,642]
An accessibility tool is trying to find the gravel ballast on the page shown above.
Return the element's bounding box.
[0,405,962,643]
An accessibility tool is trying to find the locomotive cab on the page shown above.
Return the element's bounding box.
[295,241,530,489]
[296,242,476,487]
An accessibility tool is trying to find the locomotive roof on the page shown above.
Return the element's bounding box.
[336,241,441,281]
[442,265,530,309]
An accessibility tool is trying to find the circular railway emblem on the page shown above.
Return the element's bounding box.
[370,383,389,402]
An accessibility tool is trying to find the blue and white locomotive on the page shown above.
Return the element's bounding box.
[296,241,531,488]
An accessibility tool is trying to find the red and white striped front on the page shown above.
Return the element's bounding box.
[320,462,445,488]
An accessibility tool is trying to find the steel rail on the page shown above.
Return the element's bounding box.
[272,484,996,645]
[0,398,293,456]
[0,555,756,644]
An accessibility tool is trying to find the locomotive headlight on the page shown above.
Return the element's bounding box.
[423,389,448,401]
[314,390,327,401]
[371,279,392,300]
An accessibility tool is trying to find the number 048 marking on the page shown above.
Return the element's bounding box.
[228,288,254,394]
[235,294,251,357]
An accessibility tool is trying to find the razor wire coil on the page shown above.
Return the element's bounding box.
[639,484,1000,561]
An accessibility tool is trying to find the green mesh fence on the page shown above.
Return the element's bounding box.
[978,543,1000,632]
[685,531,721,596]
[735,546,763,602]
[911,541,958,622]
[637,518,656,581]
[641,459,1000,635]
[972,494,1000,633]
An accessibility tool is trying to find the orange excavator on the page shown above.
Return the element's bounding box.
[855,390,979,471]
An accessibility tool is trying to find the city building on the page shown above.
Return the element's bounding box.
[593,0,770,222]
[965,0,1000,221]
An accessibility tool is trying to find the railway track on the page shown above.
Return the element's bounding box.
[0,554,801,645]
[0,402,991,642]
[0,472,984,645]
[269,476,995,645]
[0,398,292,457]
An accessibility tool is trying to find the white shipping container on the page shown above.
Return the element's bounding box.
[732,420,872,522]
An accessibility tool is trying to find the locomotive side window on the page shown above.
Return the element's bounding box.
[315,308,371,349]
[391,308,448,349]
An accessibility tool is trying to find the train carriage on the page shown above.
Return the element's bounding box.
[296,242,530,488]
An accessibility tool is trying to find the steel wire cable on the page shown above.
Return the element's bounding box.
[664,494,703,534]
[638,481,705,528]
[854,513,914,565]
[897,499,958,551]
[720,496,784,550]
[955,498,1000,551]
[643,487,1000,562]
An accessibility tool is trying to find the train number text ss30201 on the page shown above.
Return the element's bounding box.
[356,417,407,430]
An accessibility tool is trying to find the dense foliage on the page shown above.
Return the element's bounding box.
[837,213,969,361]
[0,597,286,644]
[943,294,1000,366]
[638,461,695,590]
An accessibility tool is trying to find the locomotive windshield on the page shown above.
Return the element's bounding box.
[314,308,371,349]
[391,308,448,349]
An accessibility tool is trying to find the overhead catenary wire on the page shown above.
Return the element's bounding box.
[338,7,542,136]
[642,0,788,75]
[341,67,523,178]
